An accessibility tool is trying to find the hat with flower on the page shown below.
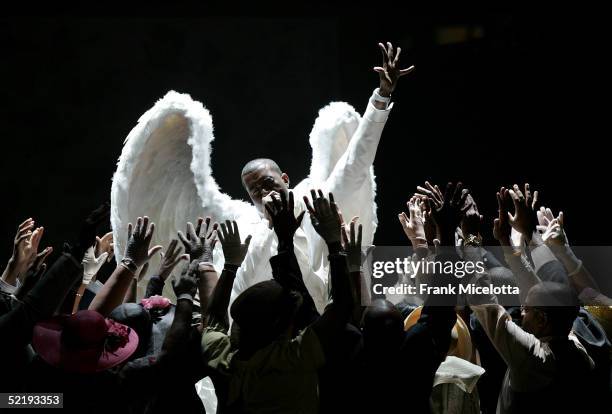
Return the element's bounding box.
[32,310,139,373]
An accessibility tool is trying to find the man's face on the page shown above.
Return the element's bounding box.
[242,164,289,213]
[521,290,547,336]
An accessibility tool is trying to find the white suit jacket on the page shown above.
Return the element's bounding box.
[228,90,392,312]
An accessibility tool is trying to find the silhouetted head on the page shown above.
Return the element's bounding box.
[521,282,579,338]
[230,280,302,356]
[362,299,405,354]
[241,158,290,213]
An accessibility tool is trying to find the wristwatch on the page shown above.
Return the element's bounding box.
[120,257,138,273]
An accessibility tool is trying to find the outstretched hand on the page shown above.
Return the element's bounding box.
[265,190,305,245]
[374,41,415,96]
[2,218,53,285]
[340,215,363,270]
[95,231,114,263]
[537,207,567,247]
[217,220,252,266]
[75,202,111,259]
[172,262,199,298]
[430,182,470,244]
[398,196,427,247]
[507,183,539,241]
[157,239,189,280]
[178,216,218,262]
[124,216,163,267]
[303,190,342,245]
[493,187,513,246]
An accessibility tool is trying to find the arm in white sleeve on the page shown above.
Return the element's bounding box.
[528,232,560,274]
[469,304,548,376]
[323,89,392,201]
[503,250,542,304]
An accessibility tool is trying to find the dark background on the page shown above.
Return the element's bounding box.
[1,8,610,266]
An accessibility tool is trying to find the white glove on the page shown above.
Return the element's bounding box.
[81,246,109,285]
[536,207,568,246]
[539,218,567,247]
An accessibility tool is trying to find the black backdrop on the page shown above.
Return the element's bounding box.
[1,9,610,265]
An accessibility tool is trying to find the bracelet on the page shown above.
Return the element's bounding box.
[120,258,138,274]
[177,293,194,303]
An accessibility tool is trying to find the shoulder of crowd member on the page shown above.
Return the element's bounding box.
[201,323,234,375]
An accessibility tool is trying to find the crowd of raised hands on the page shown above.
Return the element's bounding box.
[0,181,610,414]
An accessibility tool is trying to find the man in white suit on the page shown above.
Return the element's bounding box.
[230,42,414,312]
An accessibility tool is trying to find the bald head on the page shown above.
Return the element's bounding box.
[523,282,579,337]
[241,158,281,179]
[241,158,289,213]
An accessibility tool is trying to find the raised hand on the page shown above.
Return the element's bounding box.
[75,202,111,259]
[536,208,567,247]
[373,41,415,97]
[264,190,305,245]
[95,231,114,263]
[507,183,539,241]
[172,262,199,298]
[217,220,252,266]
[461,193,483,239]
[416,181,444,211]
[341,215,363,270]
[430,182,470,244]
[1,218,52,285]
[178,216,218,262]
[81,245,110,285]
[157,239,189,280]
[493,187,513,246]
[398,196,427,247]
[303,190,342,244]
[124,216,163,268]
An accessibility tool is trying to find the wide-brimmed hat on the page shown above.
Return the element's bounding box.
[404,306,477,364]
[32,310,139,373]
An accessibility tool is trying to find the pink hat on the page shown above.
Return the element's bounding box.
[32,310,139,373]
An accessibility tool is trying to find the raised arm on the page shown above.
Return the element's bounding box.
[538,209,609,303]
[206,220,251,330]
[89,216,162,316]
[324,42,414,200]
[495,186,542,303]
[138,239,189,300]
[1,218,52,291]
[265,190,319,329]
[304,191,354,357]
[161,264,199,353]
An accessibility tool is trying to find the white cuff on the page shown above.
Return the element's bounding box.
[373,88,391,105]
[0,278,18,294]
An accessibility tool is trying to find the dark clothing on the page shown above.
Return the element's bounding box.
[0,253,83,392]
[356,305,457,414]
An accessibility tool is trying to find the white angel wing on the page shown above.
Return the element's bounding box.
[297,101,378,244]
[111,91,260,298]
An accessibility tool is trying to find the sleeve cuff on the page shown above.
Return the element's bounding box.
[530,244,558,273]
[365,89,393,123]
[0,277,18,294]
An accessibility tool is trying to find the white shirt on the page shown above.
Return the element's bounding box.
[229,89,393,313]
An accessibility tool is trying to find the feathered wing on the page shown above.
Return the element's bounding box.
[111,91,259,298]
[296,101,378,244]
